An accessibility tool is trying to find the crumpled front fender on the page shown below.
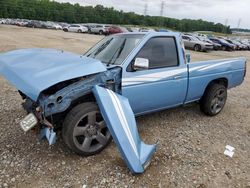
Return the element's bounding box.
[93,85,157,174]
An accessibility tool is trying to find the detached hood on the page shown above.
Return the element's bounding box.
[0,48,107,101]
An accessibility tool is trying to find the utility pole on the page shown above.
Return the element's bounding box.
[237,18,241,29]
[225,18,228,26]
[144,1,148,16]
[160,1,165,17]
[223,18,228,34]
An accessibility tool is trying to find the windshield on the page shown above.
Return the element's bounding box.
[85,34,144,65]
[220,39,230,44]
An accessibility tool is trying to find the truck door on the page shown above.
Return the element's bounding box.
[122,36,188,115]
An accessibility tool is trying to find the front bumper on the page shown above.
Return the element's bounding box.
[204,45,214,51]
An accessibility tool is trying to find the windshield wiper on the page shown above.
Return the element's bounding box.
[107,39,126,66]
[92,38,113,57]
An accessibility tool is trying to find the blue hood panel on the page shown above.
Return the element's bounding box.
[93,86,157,174]
[0,48,107,101]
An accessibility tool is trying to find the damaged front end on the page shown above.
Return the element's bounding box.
[19,67,122,143]
[0,48,157,174]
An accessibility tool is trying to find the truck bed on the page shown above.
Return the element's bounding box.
[185,57,246,103]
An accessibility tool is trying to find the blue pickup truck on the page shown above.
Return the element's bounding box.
[0,32,247,173]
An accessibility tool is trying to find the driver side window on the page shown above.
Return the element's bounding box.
[128,37,179,71]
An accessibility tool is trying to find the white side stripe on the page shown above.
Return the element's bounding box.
[122,68,187,86]
[107,90,139,158]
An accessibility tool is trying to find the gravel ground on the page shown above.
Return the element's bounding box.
[0,25,250,188]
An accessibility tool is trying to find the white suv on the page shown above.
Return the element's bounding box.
[90,25,109,35]
[63,24,88,33]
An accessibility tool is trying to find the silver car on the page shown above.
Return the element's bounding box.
[182,35,214,52]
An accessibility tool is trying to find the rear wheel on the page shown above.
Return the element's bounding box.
[62,102,111,156]
[194,44,201,52]
[222,46,227,51]
[77,29,82,33]
[200,84,227,116]
[99,30,103,35]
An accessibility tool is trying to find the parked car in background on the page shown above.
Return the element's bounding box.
[81,24,96,33]
[130,27,140,32]
[63,24,88,33]
[90,25,109,35]
[239,40,250,50]
[225,39,243,50]
[26,20,44,28]
[0,19,6,24]
[158,29,170,32]
[195,36,221,50]
[182,35,214,52]
[209,37,235,51]
[59,22,69,29]
[107,26,128,35]
[44,22,62,30]
[14,19,28,27]
[139,28,155,32]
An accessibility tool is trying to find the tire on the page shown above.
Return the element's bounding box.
[99,30,103,35]
[222,46,226,51]
[194,44,201,52]
[62,102,111,156]
[200,84,227,116]
[78,29,82,33]
[63,28,68,32]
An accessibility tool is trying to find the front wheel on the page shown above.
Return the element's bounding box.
[200,84,227,116]
[62,102,111,156]
[194,44,201,52]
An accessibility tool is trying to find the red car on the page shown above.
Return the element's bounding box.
[107,26,128,35]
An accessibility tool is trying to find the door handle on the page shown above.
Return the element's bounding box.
[173,75,182,79]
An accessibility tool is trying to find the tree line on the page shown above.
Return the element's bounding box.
[231,28,250,33]
[0,0,231,34]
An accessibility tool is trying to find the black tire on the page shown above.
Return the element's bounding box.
[99,30,103,35]
[78,29,82,33]
[62,102,111,156]
[200,84,227,116]
[194,44,201,52]
[222,46,226,51]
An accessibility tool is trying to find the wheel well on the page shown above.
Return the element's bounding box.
[200,78,228,101]
[50,93,96,129]
[209,78,228,88]
[204,78,228,93]
[70,92,96,109]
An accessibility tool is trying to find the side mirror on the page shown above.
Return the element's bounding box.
[133,58,149,70]
[186,53,191,63]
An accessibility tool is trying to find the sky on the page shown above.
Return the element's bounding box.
[55,0,250,29]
